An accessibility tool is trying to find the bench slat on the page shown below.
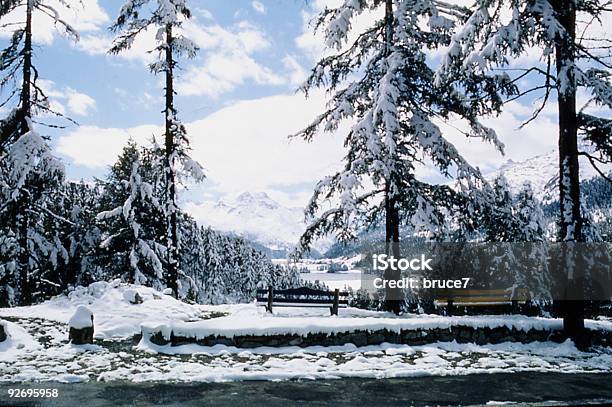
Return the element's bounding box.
[256,298,349,305]
[256,287,349,297]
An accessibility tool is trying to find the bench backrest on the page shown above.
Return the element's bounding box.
[256,287,349,306]
[435,287,530,306]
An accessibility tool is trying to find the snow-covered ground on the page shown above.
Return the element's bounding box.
[1,282,612,384]
[0,280,216,340]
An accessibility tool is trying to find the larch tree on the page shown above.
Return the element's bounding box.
[110,0,205,298]
[294,0,512,313]
[435,0,612,341]
[0,0,80,305]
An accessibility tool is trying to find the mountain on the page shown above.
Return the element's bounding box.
[487,147,607,202]
[185,192,330,257]
[187,149,610,257]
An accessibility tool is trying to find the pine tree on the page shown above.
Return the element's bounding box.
[0,0,80,305]
[435,0,612,340]
[110,0,205,298]
[294,0,506,313]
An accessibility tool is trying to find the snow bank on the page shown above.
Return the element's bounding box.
[142,305,612,343]
[68,306,93,329]
[0,280,207,340]
[0,320,40,356]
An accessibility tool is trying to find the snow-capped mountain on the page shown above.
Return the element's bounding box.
[186,192,331,255]
[187,149,609,257]
[486,148,606,202]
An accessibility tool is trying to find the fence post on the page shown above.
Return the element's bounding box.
[267,286,273,314]
[331,289,339,316]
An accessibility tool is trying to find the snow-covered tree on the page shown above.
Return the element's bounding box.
[0,128,65,304]
[435,0,612,340]
[0,0,79,150]
[514,182,547,242]
[294,0,505,313]
[51,181,103,288]
[0,0,80,305]
[0,231,17,306]
[110,0,205,298]
[96,141,166,289]
[483,174,516,241]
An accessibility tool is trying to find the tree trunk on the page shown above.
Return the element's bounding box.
[384,181,402,314]
[381,0,402,314]
[552,0,585,342]
[164,24,179,298]
[20,0,33,132]
[16,0,34,306]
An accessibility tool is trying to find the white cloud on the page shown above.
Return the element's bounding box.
[177,53,284,98]
[65,88,97,116]
[57,124,161,168]
[282,55,308,86]
[38,80,96,117]
[78,15,286,98]
[57,90,345,206]
[252,1,266,15]
[176,20,285,97]
[56,83,561,209]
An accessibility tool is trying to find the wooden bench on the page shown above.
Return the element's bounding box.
[434,288,530,315]
[256,286,349,315]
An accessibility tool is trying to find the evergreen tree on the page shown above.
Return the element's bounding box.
[435,0,612,340]
[52,181,103,288]
[484,174,516,241]
[110,0,205,298]
[0,0,80,305]
[96,141,166,289]
[294,0,506,313]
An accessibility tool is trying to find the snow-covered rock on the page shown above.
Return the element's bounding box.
[68,306,95,345]
[0,320,7,342]
[163,288,174,295]
[68,306,93,329]
[123,289,143,304]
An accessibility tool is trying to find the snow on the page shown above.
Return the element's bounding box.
[141,304,612,343]
[0,320,39,354]
[68,305,93,329]
[1,285,612,384]
[128,339,612,383]
[487,148,607,202]
[186,191,333,254]
[0,281,208,340]
[123,289,140,303]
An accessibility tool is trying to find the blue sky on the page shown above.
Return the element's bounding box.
[3,0,595,214]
